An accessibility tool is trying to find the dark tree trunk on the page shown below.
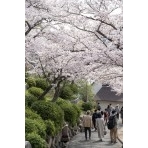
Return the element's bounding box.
[52,80,63,102]
[38,78,58,100]
[52,78,67,102]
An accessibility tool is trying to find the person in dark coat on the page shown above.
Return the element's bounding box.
[109,110,118,144]
[120,106,123,124]
[97,103,101,110]
[92,109,98,131]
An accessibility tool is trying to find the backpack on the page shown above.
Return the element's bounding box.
[107,116,116,130]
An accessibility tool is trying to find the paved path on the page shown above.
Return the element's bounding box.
[117,120,123,144]
[67,119,123,148]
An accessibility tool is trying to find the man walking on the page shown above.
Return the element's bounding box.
[108,110,118,144]
[92,109,98,131]
[97,102,101,111]
[82,110,92,140]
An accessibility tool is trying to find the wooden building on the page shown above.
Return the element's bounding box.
[94,84,123,110]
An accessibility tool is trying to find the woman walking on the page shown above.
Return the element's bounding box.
[96,113,105,141]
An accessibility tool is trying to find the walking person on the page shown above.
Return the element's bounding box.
[104,109,109,126]
[61,122,71,147]
[92,109,98,131]
[106,104,111,117]
[101,111,104,119]
[107,110,118,144]
[96,113,105,142]
[120,106,123,124]
[97,102,101,111]
[115,104,120,120]
[82,110,92,140]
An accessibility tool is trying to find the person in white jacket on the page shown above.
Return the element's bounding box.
[96,113,105,141]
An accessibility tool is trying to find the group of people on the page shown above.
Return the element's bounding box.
[82,103,123,144]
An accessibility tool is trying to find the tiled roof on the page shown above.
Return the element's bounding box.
[94,84,123,102]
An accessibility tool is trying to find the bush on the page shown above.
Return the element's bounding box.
[26,132,47,148]
[27,77,36,88]
[70,83,78,94]
[60,86,74,100]
[72,104,81,122]
[28,87,44,98]
[25,107,42,120]
[35,78,48,90]
[56,98,81,126]
[25,92,38,107]
[56,100,77,126]
[45,119,56,136]
[81,102,93,111]
[25,118,46,139]
[56,98,71,106]
[31,101,64,133]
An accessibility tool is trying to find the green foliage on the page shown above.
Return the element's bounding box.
[25,118,46,139]
[81,102,93,111]
[25,92,38,107]
[56,98,71,106]
[60,86,74,100]
[70,83,79,94]
[35,78,48,90]
[45,119,56,136]
[56,99,77,126]
[26,132,47,148]
[77,80,94,102]
[72,104,81,122]
[60,82,79,100]
[25,107,42,120]
[28,87,44,98]
[27,77,36,88]
[31,101,64,133]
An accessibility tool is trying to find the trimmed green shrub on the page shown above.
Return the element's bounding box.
[56,98,71,106]
[70,83,78,94]
[25,92,38,107]
[56,98,81,126]
[26,132,47,148]
[31,101,64,133]
[45,119,56,136]
[63,105,77,126]
[25,107,42,120]
[81,102,93,111]
[27,77,36,88]
[28,87,44,98]
[25,118,46,139]
[57,102,76,126]
[60,86,74,100]
[72,104,81,122]
[35,78,48,90]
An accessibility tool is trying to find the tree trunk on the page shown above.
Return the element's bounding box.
[52,78,67,102]
[52,80,63,102]
[48,136,52,148]
[38,78,58,100]
[39,57,51,83]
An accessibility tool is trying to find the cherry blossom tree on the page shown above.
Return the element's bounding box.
[25,0,123,100]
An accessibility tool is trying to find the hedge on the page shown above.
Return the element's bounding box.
[31,100,64,133]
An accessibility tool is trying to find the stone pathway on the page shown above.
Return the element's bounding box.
[67,119,123,148]
[117,124,123,144]
[67,129,122,148]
